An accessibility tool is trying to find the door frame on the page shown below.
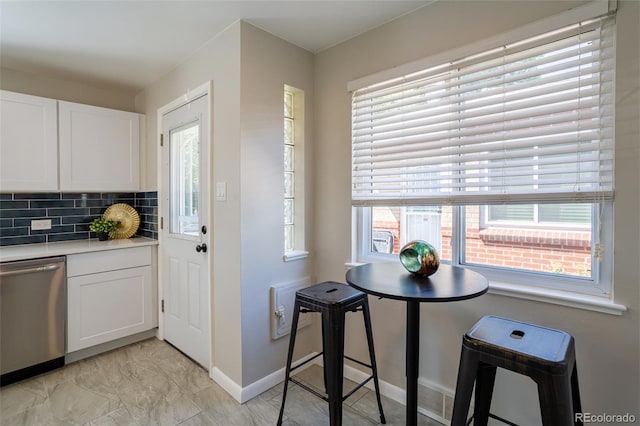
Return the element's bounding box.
[157,81,213,371]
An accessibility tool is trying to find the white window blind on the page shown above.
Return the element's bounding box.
[351,16,615,206]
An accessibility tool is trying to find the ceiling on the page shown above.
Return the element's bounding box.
[0,0,431,95]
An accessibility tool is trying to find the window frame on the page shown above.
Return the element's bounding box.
[481,204,593,231]
[349,4,623,312]
[283,85,309,261]
[355,201,613,297]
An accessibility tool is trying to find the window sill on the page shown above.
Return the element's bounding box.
[488,281,627,316]
[283,250,309,262]
[346,259,626,316]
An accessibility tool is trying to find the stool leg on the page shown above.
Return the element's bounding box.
[537,374,574,426]
[473,362,497,426]
[277,299,302,426]
[362,298,386,424]
[451,343,481,426]
[323,310,345,426]
[572,365,583,425]
[321,317,328,394]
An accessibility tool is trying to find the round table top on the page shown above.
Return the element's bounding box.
[346,262,489,303]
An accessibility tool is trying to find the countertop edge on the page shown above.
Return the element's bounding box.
[0,238,159,262]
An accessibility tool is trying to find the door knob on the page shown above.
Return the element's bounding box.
[195,243,208,253]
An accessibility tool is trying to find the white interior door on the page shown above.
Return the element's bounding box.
[160,94,210,369]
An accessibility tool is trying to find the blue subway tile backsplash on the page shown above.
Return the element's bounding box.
[0,191,158,246]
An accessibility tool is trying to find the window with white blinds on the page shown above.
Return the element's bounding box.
[351,16,615,207]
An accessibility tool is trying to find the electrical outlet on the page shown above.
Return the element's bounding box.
[31,219,52,230]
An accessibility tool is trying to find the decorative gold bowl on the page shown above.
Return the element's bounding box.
[103,203,140,239]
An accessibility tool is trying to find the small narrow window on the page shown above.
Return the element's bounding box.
[284,86,308,261]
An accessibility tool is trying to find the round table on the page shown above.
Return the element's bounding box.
[346,262,489,426]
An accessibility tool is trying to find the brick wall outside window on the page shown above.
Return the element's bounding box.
[373,206,592,277]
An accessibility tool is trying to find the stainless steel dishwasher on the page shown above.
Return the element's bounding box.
[0,256,66,386]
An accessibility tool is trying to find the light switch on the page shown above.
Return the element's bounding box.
[216,182,226,201]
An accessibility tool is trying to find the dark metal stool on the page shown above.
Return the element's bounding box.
[451,315,582,426]
[277,281,386,426]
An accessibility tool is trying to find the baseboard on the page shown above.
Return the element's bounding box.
[325,359,453,425]
[211,367,244,402]
[212,351,321,404]
[215,351,454,424]
[65,328,158,364]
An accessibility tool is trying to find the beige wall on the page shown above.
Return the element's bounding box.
[135,20,316,390]
[239,22,316,386]
[135,21,245,385]
[315,0,639,423]
[0,67,136,111]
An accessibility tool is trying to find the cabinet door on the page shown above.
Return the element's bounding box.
[67,266,152,352]
[59,101,140,191]
[0,90,58,191]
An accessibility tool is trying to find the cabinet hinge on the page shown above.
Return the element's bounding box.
[160,217,164,230]
[160,134,164,146]
[161,299,165,313]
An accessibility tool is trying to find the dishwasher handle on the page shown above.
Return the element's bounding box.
[0,263,60,278]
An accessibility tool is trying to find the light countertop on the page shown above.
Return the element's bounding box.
[0,237,158,263]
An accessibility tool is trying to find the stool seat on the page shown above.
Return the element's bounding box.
[277,281,386,426]
[466,316,575,374]
[296,281,367,312]
[451,315,582,426]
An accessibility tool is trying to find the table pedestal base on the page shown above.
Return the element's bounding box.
[406,300,420,426]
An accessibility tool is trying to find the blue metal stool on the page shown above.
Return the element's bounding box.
[451,315,582,425]
[277,281,386,426]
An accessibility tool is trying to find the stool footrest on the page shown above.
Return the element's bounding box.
[289,352,323,375]
[289,377,329,402]
[466,413,519,426]
[488,413,519,426]
[344,354,373,370]
[287,373,376,404]
[343,375,374,401]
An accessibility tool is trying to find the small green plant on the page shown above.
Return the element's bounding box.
[89,218,118,234]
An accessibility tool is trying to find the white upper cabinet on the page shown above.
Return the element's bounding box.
[0,90,59,191]
[59,101,140,192]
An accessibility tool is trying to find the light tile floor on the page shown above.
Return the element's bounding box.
[0,338,442,425]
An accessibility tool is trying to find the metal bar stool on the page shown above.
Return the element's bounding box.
[451,315,582,426]
[277,281,386,426]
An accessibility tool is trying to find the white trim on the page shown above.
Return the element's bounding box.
[346,261,625,315]
[341,362,450,425]
[283,250,309,262]
[272,352,454,425]
[211,367,244,403]
[213,351,321,403]
[158,82,211,116]
[488,281,626,315]
[348,1,609,92]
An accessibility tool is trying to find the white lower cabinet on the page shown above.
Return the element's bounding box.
[67,247,153,352]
